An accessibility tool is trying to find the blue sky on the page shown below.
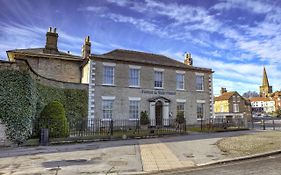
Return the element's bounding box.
[1,0,281,95]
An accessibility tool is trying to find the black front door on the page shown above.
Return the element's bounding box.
[155,101,163,126]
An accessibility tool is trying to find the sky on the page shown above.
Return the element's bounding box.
[0,0,281,96]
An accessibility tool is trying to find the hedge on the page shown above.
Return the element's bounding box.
[0,69,88,144]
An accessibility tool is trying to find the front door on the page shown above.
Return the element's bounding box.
[155,101,163,126]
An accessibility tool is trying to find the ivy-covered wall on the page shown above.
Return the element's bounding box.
[0,70,37,144]
[0,68,88,144]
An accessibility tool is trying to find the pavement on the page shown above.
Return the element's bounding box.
[0,130,257,175]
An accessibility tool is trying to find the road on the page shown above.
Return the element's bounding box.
[150,153,281,175]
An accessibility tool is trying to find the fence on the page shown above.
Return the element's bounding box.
[251,118,281,130]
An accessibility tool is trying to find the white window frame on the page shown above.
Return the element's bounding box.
[129,98,141,120]
[129,67,140,87]
[195,73,204,91]
[196,101,205,120]
[154,70,164,89]
[102,64,115,86]
[176,73,185,90]
[102,99,114,120]
[233,104,239,113]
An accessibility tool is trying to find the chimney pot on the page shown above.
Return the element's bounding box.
[184,52,193,66]
[53,28,57,33]
[48,27,52,32]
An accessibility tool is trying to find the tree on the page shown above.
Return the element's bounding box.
[243,91,259,98]
[38,101,69,138]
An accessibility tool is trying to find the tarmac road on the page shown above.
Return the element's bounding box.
[150,153,281,175]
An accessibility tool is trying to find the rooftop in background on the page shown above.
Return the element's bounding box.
[249,97,273,102]
[214,91,236,101]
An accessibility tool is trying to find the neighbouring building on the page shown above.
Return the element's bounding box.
[214,88,252,120]
[7,27,85,83]
[250,97,275,114]
[272,91,281,110]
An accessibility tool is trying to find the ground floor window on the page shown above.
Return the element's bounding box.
[129,100,140,119]
[102,100,113,119]
[197,103,204,119]
[177,102,185,116]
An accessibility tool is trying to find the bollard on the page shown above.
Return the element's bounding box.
[262,119,265,130]
[39,128,49,146]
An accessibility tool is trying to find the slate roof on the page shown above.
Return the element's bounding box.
[92,49,212,72]
[214,92,236,101]
[249,97,272,102]
[7,48,82,61]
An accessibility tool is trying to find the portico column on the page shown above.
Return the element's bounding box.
[163,102,169,126]
[149,102,155,126]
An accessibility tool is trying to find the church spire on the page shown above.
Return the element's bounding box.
[259,66,272,97]
[262,66,269,86]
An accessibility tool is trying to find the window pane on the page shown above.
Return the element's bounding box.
[177,102,185,116]
[103,66,114,85]
[197,103,204,119]
[129,69,140,86]
[102,100,113,119]
[129,100,140,119]
[196,75,204,90]
[154,71,163,88]
[176,74,184,89]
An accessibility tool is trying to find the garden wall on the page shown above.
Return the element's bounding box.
[0,60,88,145]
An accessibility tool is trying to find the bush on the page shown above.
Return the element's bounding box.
[39,101,69,138]
[176,111,185,124]
[140,111,149,125]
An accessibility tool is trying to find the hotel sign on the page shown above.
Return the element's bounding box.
[141,89,176,95]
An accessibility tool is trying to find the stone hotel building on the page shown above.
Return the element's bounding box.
[82,39,214,125]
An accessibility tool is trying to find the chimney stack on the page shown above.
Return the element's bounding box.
[220,87,227,95]
[82,36,91,59]
[44,27,58,53]
[184,52,193,66]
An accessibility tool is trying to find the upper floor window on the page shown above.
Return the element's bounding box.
[154,71,163,88]
[129,68,140,87]
[103,66,114,85]
[196,75,204,91]
[176,73,184,90]
[233,104,239,112]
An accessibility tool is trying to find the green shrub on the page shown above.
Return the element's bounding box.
[176,111,185,124]
[140,111,149,125]
[39,101,69,138]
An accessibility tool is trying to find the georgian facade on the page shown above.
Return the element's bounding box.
[83,49,213,125]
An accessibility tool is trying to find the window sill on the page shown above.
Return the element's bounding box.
[176,89,185,91]
[154,87,164,90]
[196,89,204,92]
[101,118,112,121]
[129,118,139,121]
[102,84,116,87]
[129,86,140,88]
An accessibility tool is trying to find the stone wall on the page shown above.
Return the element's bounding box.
[90,60,211,125]
[0,121,10,146]
[15,56,83,83]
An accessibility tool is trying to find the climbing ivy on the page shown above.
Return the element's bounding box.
[0,70,37,144]
[0,69,88,144]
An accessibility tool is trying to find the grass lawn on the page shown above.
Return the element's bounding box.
[217,131,281,157]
